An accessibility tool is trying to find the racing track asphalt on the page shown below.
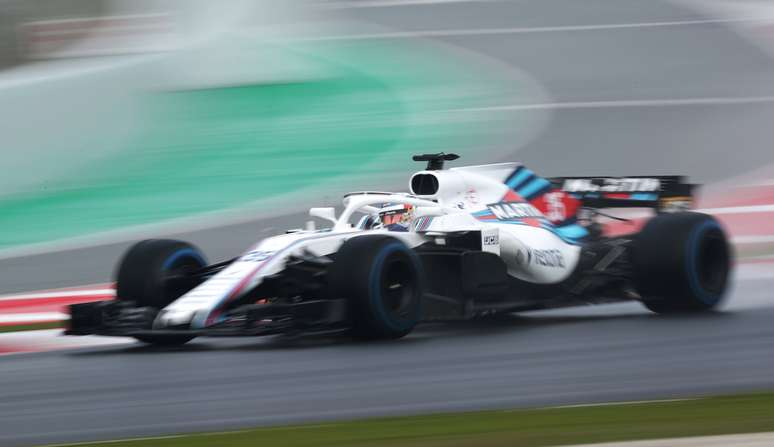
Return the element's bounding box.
[3,0,774,445]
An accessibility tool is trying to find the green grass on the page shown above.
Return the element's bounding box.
[48,392,774,447]
[0,321,62,333]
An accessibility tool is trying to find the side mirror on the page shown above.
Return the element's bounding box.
[309,207,337,224]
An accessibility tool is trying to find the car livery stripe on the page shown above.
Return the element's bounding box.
[413,216,434,232]
[537,221,586,245]
[471,212,585,245]
[517,177,552,199]
[553,223,588,240]
[502,189,523,201]
[631,192,659,201]
[471,209,494,217]
[506,167,535,189]
[199,232,359,328]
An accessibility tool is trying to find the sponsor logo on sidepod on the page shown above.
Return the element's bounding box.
[529,249,565,268]
[488,202,542,220]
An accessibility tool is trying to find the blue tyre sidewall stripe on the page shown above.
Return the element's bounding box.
[368,241,422,332]
[162,248,207,271]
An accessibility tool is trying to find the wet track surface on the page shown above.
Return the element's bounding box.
[3,0,774,445]
[2,277,774,447]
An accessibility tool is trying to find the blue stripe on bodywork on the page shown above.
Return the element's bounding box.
[472,209,493,217]
[475,216,585,246]
[554,223,589,240]
[517,177,551,198]
[631,193,658,201]
[506,168,534,189]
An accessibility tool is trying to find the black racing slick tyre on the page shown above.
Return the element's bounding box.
[632,212,731,314]
[116,239,208,345]
[329,236,423,340]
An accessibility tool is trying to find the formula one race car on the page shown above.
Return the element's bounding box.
[67,154,732,345]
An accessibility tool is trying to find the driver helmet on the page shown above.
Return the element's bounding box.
[378,203,414,231]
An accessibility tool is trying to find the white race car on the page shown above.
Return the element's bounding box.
[67,154,732,345]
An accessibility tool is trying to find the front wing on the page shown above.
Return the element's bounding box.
[66,299,349,338]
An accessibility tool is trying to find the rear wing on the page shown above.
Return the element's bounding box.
[549,175,696,212]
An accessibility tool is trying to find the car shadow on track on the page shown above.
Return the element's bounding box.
[67,329,439,356]
[66,309,732,357]
[411,308,733,338]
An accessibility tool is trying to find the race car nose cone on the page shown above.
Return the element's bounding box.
[155,309,194,328]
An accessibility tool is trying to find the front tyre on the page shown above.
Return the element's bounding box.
[329,236,423,340]
[116,239,208,345]
[633,212,731,313]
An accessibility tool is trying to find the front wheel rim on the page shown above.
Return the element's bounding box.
[380,255,417,321]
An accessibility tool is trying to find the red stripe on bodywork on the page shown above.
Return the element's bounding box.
[604,192,630,199]
[502,190,523,201]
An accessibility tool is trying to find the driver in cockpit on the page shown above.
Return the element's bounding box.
[377,203,414,232]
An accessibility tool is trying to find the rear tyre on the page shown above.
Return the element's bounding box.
[632,212,731,314]
[116,239,207,345]
[329,236,423,340]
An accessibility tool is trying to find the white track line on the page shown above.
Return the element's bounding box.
[41,435,186,447]
[24,283,113,293]
[455,96,774,113]
[0,313,67,324]
[306,17,773,41]
[540,398,699,410]
[699,204,774,214]
[325,0,486,8]
[733,235,774,244]
[0,289,114,302]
